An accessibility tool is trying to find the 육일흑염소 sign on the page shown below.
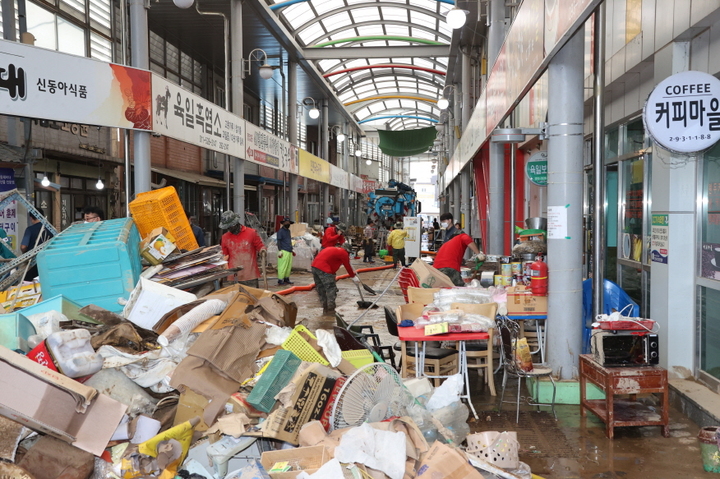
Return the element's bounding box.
[526,151,548,186]
[643,70,720,153]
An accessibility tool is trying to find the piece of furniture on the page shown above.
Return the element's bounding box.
[385,305,457,380]
[398,326,489,419]
[451,302,498,396]
[336,313,395,366]
[497,316,556,423]
[406,286,440,305]
[579,354,669,439]
[508,314,547,363]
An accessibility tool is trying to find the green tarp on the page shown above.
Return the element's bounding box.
[377,126,438,157]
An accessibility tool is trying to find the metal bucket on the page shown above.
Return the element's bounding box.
[525,217,547,230]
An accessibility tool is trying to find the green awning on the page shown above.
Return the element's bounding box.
[377,126,437,157]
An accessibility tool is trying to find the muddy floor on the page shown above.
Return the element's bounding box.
[273,258,709,479]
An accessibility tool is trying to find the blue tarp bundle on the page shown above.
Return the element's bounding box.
[582,278,640,353]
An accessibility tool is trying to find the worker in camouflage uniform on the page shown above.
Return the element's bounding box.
[310,245,359,314]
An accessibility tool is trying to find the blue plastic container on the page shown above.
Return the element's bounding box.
[0,312,36,353]
[37,218,142,312]
[18,294,97,323]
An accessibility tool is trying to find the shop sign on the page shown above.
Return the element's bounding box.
[650,214,668,264]
[701,242,720,280]
[298,150,330,183]
[526,151,548,186]
[0,39,151,130]
[643,70,720,153]
[152,75,244,160]
[329,164,348,189]
[245,122,296,174]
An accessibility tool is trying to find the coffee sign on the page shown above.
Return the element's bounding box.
[643,70,720,153]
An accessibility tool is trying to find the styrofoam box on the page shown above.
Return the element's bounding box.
[37,218,142,313]
[123,277,196,331]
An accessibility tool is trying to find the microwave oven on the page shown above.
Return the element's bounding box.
[591,330,659,367]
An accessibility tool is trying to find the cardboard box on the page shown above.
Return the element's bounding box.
[416,441,483,479]
[506,285,548,316]
[410,259,455,289]
[0,346,126,456]
[123,277,197,331]
[251,364,339,445]
[406,286,440,305]
[395,303,426,323]
[261,445,331,479]
[140,227,177,265]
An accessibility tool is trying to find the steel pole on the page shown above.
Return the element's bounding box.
[129,0,151,194]
[288,60,298,221]
[592,2,606,320]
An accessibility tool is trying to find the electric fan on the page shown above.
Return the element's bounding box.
[330,362,415,431]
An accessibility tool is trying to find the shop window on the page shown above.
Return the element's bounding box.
[620,157,644,262]
[71,177,83,189]
[699,287,720,384]
[701,143,720,281]
[622,117,645,155]
[605,127,619,160]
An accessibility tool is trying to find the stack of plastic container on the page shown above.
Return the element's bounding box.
[37,218,142,312]
[129,186,199,251]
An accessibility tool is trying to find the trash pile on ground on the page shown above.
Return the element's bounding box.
[0,187,540,479]
[266,222,321,273]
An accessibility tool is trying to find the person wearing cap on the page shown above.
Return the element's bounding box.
[311,244,359,314]
[276,216,296,285]
[387,221,408,269]
[321,218,346,249]
[219,210,267,287]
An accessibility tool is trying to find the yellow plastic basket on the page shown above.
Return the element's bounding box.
[129,186,199,251]
[341,349,374,368]
[282,325,329,365]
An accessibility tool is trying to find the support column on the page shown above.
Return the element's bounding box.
[488,142,504,254]
[592,4,606,319]
[342,121,349,221]
[453,179,461,226]
[487,0,505,69]
[321,100,330,215]
[288,60,298,222]
[461,54,471,130]
[129,0,151,195]
[546,29,584,380]
[461,166,470,235]
[453,82,463,139]
[231,0,244,220]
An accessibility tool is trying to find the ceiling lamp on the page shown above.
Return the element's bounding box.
[173,0,194,8]
[96,178,104,190]
[437,98,450,110]
[446,7,467,29]
[258,63,274,80]
[309,107,320,119]
[244,48,277,80]
[41,175,50,187]
[435,122,444,132]
[337,133,346,142]
[366,159,372,166]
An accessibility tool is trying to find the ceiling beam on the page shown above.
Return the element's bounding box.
[303,45,451,60]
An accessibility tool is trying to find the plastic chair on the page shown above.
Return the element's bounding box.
[450,302,498,396]
[497,316,556,422]
[384,306,458,385]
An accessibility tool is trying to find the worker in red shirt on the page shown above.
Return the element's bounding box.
[433,232,483,286]
[220,210,267,287]
[321,219,346,249]
[311,245,359,314]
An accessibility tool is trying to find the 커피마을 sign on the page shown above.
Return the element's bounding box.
[643,70,720,153]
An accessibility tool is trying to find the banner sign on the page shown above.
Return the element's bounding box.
[245,121,296,173]
[643,70,720,153]
[329,163,348,189]
[0,39,151,130]
[0,169,17,251]
[298,150,330,183]
[152,75,244,159]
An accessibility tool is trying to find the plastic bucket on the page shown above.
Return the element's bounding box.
[698,426,720,473]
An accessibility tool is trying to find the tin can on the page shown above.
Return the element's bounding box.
[501,263,512,277]
[494,274,502,286]
[500,275,512,286]
[511,262,522,275]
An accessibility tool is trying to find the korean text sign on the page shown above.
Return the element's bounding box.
[643,70,720,153]
[152,75,244,159]
[0,40,151,130]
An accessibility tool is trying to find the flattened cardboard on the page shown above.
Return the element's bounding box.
[416,441,483,479]
[248,364,339,445]
[173,389,211,432]
[0,346,127,456]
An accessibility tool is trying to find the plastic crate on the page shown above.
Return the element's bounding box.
[0,312,35,353]
[37,218,142,313]
[129,186,199,251]
[341,350,374,369]
[282,325,329,365]
[398,267,419,303]
[247,350,301,413]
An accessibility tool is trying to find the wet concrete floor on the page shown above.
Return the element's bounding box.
[276,259,710,479]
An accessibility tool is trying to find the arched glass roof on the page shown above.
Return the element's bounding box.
[270,0,453,131]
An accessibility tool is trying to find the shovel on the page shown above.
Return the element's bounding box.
[353,281,375,309]
[360,280,376,295]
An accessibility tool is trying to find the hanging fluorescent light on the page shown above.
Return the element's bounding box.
[446,7,467,29]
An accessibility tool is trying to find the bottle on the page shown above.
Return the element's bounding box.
[45,329,103,378]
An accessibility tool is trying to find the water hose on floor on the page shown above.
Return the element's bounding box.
[274,264,394,295]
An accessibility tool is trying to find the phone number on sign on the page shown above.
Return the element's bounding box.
[668,135,713,142]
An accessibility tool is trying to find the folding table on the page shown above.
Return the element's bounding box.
[398,326,489,419]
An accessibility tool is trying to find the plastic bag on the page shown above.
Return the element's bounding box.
[425,373,463,411]
[431,401,470,445]
[315,328,343,367]
[514,337,533,371]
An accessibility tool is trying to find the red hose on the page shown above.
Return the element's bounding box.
[275,264,394,295]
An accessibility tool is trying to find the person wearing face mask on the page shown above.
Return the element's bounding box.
[439,212,458,244]
[220,210,267,287]
[276,216,296,285]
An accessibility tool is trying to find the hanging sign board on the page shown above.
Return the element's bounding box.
[526,151,548,186]
[643,70,720,153]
